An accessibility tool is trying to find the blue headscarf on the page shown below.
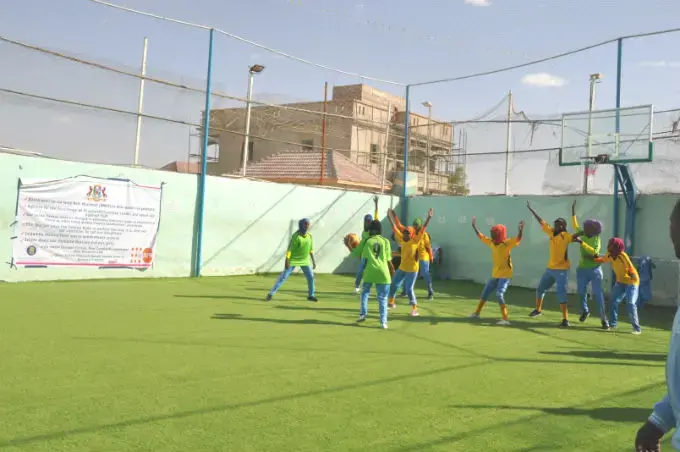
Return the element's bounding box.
[298,218,310,235]
[363,214,373,231]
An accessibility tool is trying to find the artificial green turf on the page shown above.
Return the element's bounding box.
[0,274,674,451]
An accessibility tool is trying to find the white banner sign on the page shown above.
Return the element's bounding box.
[12,176,163,268]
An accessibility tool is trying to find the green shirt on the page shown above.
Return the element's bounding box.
[287,231,313,266]
[360,235,392,284]
[577,234,601,269]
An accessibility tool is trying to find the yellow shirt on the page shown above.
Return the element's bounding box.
[478,235,520,279]
[541,221,574,270]
[417,231,432,261]
[394,228,426,272]
[594,250,639,285]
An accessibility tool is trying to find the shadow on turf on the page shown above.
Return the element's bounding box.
[175,294,264,302]
[541,350,666,362]
[448,403,651,423]
[211,313,377,328]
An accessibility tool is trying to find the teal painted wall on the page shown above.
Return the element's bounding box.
[0,153,398,282]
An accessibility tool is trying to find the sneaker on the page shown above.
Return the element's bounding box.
[266,294,273,301]
[497,319,511,326]
[410,309,420,317]
[354,287,360,294]
[307,296,318,302]
[388,303,396,309]
[468,312,481,319]
[381,322,388,329]
[427,293,434,301]
[529,309,543,318]
[601,320,610,330]
[632,329,642,335]
[579,311,590,323]
[560,319,571,328]
[400,293,408,298]
[356,315,367,323]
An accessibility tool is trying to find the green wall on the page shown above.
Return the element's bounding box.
[0,153,397,282]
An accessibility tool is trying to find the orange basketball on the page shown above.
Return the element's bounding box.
[344,233,360,250]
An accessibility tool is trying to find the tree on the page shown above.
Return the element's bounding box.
[448,165,470,196]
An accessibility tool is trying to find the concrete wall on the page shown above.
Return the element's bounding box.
[0,153,398,282]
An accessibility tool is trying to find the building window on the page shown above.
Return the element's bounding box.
[370,144,379,164]
[301,139,314,151]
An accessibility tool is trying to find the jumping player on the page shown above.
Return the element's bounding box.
[392,215,435,300]
[266,218,317,302]
[571,200,608,329]
[356,220,395,329]
[346,196,379,293]
[386,208,434,316]
[469,218,524,325]
[526,201,580,327]
[582,237,642,334]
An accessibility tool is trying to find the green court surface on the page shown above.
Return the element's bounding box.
[0,275,673,451]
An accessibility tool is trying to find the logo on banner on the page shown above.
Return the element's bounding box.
[142,248,153,264]
[87,184,107,202]
[26,245,37,256]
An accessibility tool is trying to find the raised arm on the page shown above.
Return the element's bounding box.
[422,208,434,230]
[391,209,405,230]
[387,210,403,241]
[526,201,545,225]
[517,221,524,241]
[373,196,379,221]
[471,216,482,236]
[571,200,580,231]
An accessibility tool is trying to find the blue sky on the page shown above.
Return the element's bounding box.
[1,0,680,194]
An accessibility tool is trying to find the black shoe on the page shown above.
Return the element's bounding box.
[601,320,610,330]
[400,293,408,298]
[266,294,273,301]
[560,319,571,328]
[579,311,590,323]
[307,296,318,302]
[529,309,543,318]
[427,293,434,301]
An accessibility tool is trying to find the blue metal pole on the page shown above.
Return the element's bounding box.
[195,28,215,278]
[401,85,410,225]
[611,37,623,287]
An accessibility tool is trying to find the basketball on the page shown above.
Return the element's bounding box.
[344,233,360,250]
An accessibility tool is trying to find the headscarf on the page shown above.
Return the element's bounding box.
[583,219,602,236]
[298,218,310,235]
[363,214,373,231]
[490,224,507,244]
[608,237,625,256]
[412,218,423,230]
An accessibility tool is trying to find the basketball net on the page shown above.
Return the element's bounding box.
[584,164,597,177]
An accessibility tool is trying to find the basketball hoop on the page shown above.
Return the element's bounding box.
[584,165,597,176]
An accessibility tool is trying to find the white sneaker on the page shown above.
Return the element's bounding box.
[381,322,388,329]
[468,312,480,319]
[632,330,642,335]
[354,287,360,294]
[410,310,420,317]
[356,315,367,323]
[497,319,511,326]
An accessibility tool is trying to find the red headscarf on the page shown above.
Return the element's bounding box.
[490,224,507,244]
[608,237,625,256]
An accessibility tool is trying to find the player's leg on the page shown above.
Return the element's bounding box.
[576,268,591,321]
[609,282,626,329]
[354,259,367,293]
[419,259,434,300]
[358,282,372,322]
[404,271,419,316]
[495,278,511,325]
[625,284,642,334]
[388,269,406,308]
[555,270,570,327]
[591,267,609,329]
[267,266,296,300]
[376,283,390,329]
[470,278,497,318]
[531,270,555,317]
[300,265,317,302]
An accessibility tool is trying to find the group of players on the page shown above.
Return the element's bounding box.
[265,197,643,333]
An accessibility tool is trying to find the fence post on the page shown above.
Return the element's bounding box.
[401,85,411,224]
[195,28,215,278]
[611,37,623,287]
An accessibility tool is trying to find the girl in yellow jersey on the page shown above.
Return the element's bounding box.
[391,215,435,300]
[469,218,524,325]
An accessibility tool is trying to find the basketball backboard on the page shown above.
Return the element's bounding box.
[558,105,654,166]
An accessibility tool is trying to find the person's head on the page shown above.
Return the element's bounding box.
[670,199,680,258]
[490,224,507,245]
[363,214,373,231]
[583,219,602,238]
[412,218,423,232]
[298,218,311,235]
[368,220,382,236]
[553,217,567,234]
[402,227,412,242]
[607,237,625,257]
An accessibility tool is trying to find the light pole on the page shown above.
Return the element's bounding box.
[583,72,603,194]
[241,64,265,176]
[422,100,433,194]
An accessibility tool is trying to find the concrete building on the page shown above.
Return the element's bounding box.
[206,84,456,194]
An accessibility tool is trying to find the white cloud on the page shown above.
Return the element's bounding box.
[521,72,566,87]
[465,0,491,6]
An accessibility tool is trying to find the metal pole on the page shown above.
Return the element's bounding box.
[241,71,255,176]
[194,28,215,278]
[584,78,597,194]
[320,82,328,184]
[425,105,432,194]
[612,38,623,288]
[504,90,512,196]
[380,101,392,194]
[401,85,411,225]
[133,37,148,166]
